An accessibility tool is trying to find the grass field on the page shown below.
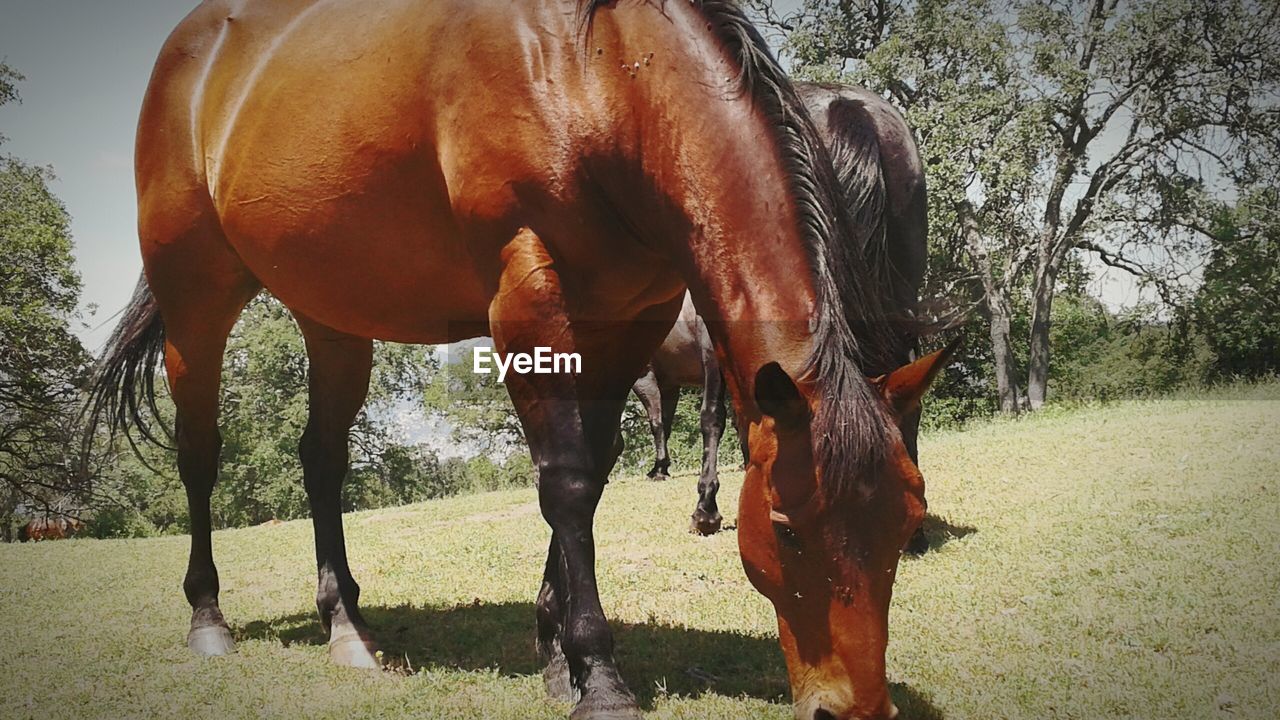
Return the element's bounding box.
[2,387,1279,719]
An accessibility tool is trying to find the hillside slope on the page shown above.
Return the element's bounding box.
[2,389,1278,719]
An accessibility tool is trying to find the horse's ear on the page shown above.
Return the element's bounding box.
[872,337,961,417]
[755,362,808,429]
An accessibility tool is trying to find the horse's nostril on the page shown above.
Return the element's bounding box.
[813,710,837,720]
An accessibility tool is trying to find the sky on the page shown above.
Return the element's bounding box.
[1,0,1151,354]
[1,0,196,349]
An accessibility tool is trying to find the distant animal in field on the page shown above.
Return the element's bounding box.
[18,517,85,542]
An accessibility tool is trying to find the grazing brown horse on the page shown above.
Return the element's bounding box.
[18,517,85,542]
[88,2,953,718]
[632,81,930,544]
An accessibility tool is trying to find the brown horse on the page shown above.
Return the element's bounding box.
[88,2,952,718]
[18,517,85,542]
[631,81,930,544]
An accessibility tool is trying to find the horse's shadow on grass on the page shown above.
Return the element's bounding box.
[914,513,978,554]
[240,601,944,717]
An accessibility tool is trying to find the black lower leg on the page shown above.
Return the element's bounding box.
[691,372,727,535]
[301,428,366,633]
[540,466,638,719]
[178,425,235,656]
[300,421,379,668]
[537,535,574,701]
[296,322,375,666]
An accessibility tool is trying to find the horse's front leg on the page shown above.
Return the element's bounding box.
[688,315,726,535]
[690,365,727,535]
[489,228,647,720]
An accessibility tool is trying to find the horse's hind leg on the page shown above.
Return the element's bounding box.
[148,223,258,657]
[631,367,671,481]
[293,315,378,668]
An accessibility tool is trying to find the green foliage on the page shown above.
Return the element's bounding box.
[770,0,1280,412]
[1194,190,1280,379]
[212,296,446,527]
[345,444,534,509]
[918,324,999,431]
[422,343,525,456]
[453,453,536,495]
[1048,297,1210,402]
[213,297,312,526]
[0,64,97,538]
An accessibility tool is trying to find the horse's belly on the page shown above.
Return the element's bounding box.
[218,170,495,344]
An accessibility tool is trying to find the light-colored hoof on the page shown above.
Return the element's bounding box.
[689,510,723,536]
[329,627,381,669]
[569,703,643,720]
[188,625,236,657]
[543,651,575,702]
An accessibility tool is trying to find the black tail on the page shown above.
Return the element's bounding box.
[83,274,171,453]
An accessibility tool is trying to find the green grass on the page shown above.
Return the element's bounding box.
[2,387,1279,719]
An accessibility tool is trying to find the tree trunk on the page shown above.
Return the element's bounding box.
[960,201,1023,413]
[1026,254,1059,410]
[987,294,1023,414]
[1026,141,1081,411]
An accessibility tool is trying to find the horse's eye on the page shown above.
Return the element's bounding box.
[772,521,803,551]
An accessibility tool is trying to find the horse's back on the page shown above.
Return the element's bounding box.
[136,0,586,342]
[796,82,927,302]
[797,83,925,226]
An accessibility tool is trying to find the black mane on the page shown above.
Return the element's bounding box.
[577,0,899,504]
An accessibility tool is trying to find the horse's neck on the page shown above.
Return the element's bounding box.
[639,89,817,408]
[584,3,823,411]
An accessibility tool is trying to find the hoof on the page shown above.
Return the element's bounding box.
[187,625,236,657]
[570,673,640,720]
[570,697,643,720]
[329,626,381,669]
[689,510,723,536]
[570,709,643,720]
[542,650,575,702]
[647,472,669,482]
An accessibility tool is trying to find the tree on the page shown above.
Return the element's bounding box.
[86,294,446,534]
[422,342,527,456]
[1194,188,1280,378]
[759,0,1280,410]
[208,295,441,526]
[0,64,97,536]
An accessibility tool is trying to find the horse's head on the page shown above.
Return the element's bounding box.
[738,344,955,720]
